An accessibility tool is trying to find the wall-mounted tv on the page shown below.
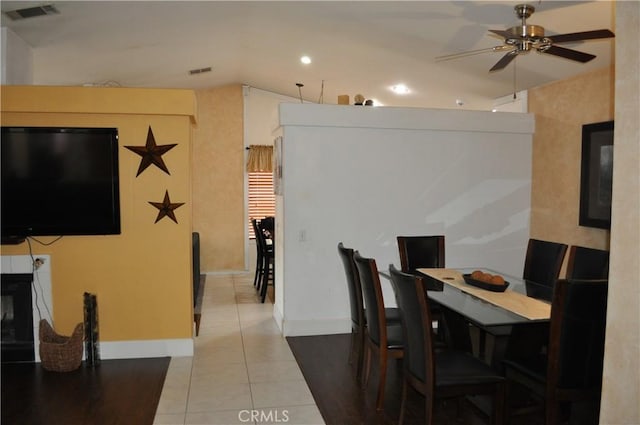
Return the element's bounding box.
[1,126,121,241]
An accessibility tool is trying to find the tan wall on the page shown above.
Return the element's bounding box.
[528,67,614,275]
[600,1,640,423]
[1,86,195,341]
[192,85,245,271]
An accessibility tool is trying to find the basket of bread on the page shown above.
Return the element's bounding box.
[462,270,510,292]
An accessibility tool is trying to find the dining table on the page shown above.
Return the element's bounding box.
[380,267,552,369]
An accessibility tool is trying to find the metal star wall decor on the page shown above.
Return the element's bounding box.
[125,126,177,176]
[149,190,185,224]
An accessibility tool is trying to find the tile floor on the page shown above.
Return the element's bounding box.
[153,273,325,425]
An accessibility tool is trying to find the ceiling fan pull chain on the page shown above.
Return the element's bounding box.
[513,60,517,100]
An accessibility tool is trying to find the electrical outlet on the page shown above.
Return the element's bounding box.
[34,258,45,269]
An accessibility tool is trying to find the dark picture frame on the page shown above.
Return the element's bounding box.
[579,120,614,229]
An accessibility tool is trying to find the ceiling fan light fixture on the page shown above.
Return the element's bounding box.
[508,24,544,41]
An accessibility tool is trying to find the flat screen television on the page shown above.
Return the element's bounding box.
[1,126,121,241]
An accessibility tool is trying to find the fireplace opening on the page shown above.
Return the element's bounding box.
[1,273,35,363]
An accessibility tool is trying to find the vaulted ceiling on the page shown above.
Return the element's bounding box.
[1,1,616,110]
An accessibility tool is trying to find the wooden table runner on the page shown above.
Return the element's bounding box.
[417,268,551,320]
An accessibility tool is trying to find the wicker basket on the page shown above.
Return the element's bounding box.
[39,319,84,372]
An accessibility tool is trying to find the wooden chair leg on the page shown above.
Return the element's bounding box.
[426,394,434,425]
[253,252,262,287]
[376,351,388,410]
[194,313,201,336]
[362,345,372,388]
[546,396,560,425]
[348,329,356,365]
[398,378,408,425]
[260,259,272,303]
[256,256,265,292]
[355,328,365,381]
[494,382,506,425]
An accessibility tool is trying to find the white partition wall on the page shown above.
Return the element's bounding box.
[274,104,534,336]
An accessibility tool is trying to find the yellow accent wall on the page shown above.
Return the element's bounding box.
[1,86,196,340]
[192,85,245,271]
[528,67,613,275]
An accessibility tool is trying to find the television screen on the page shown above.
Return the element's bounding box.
[1,126,121,239]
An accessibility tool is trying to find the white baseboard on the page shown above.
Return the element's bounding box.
[272,305,284,333]
[95,338,194,359]
[281,318,350,337]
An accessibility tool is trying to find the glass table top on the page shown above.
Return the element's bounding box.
[380,267,552,329]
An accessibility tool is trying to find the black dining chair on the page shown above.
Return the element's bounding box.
[353,251,404,411]
[396,235,445,272]
[523,238,568,298]
[503,278,608,425]
[396,235,449,344]
[566,245,609,280]
[260,216,275,237]
[497,239,569,376]
[251,219,263,288]
[254,219,274,303]
[388,264,506,425]
[338,243,401,383]
[337,242,366,381]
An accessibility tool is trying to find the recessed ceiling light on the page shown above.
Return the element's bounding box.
[300,56,312,65]
[390,84,410,95]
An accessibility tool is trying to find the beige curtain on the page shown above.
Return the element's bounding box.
[246,145,274,172]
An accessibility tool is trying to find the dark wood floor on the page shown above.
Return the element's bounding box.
[287,333,545,425]
[1,357,169,425]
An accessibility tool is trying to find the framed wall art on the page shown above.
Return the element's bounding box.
[579,120,614,229]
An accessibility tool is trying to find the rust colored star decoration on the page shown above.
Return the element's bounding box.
[149,190,185,224]
[125,126,177,176]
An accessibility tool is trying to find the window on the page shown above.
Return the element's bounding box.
[248,171,275,238]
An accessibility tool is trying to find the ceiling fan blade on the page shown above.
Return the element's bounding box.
[543,45,596,63]
[547,29,615,44]
[489,29,517,39]
[490,51,518,72]
[435,45,512,62]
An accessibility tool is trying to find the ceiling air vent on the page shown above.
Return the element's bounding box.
[4,4,60,21]
[189,67,212,76]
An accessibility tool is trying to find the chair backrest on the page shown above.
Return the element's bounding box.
[396,235,445,272]
[251,218,261,245]
[253,219,269,252]
[523,238,568,287]
[261,216,275,234]
[353,251,387,347]
[388,264,434,387]
[547,279,608,392]
[566,246,609,280]
[258,219,274,246]
[337,243,365,328]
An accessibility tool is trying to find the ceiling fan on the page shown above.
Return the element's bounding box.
[437,3,615,72]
